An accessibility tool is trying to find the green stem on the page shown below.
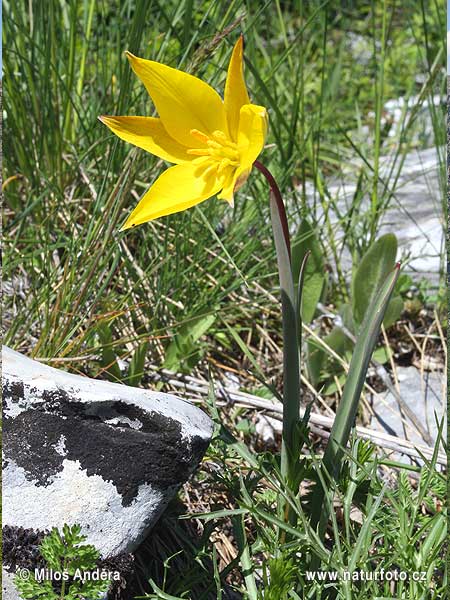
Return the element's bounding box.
[254,161,300,529]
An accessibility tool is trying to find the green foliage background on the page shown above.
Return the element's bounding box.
[3,0,444,374]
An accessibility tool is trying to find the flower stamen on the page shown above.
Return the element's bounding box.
[190,129,210,144]
[188,128,240,167]
[212,130,237,149]
[187,148,209,156]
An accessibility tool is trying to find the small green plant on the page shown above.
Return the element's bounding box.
[14,524,111,600]
[260,555,298,600]
[306,233,403,390]
[163,311,217,374]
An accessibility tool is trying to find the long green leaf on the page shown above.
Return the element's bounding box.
[147,580,185,600]
[347,485,386,572]
[163,312,216,373]
[292,221,325,323]
[127,339,149,387]
[269,191,300,523]
[180,508,248,521]
[310,263,400,538]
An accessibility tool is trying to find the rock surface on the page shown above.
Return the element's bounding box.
[301,146,444,284]
[370,366,445,463]
[2,572,22,600]
[2,346,213,569]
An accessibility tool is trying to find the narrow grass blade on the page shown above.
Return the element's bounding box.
[147,581,185,600]
[347,485,386,572]
[96,320,122,381]
[127,339,149,387]
[232,512,258,600]
[222,320,267,382]
[196,205,248,286]
[296,249,311,351]
[212,545,223,600]
[206,382,260,470]
[180,508,248,522]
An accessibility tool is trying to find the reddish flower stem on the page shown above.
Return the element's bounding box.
[253,160,291,260]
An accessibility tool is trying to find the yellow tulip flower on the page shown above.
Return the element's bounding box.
[99,37,268,229]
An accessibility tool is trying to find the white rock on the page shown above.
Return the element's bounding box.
[2,346,213,564]
[255,414,281,446]
[370,366,446,464]
[298,146,443,284]
[2,572,22,600]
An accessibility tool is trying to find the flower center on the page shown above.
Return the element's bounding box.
[187,129,240,174]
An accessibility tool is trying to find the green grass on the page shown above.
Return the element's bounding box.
[134,423,447,599]
[3,1,446,599]
[4,1,445,365]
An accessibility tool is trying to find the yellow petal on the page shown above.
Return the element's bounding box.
[217,166,250,204]
[98,116,193,164]
[237,104,268,168]
[126,52,229,147]
[217,104,268,205]
[224,36,250,142]
[121,160,222,228]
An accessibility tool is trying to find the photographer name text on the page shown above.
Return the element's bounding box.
[33,568,121,582]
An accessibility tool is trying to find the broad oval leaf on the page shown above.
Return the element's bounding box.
[292,219,326,324]
[352,233,398,328]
